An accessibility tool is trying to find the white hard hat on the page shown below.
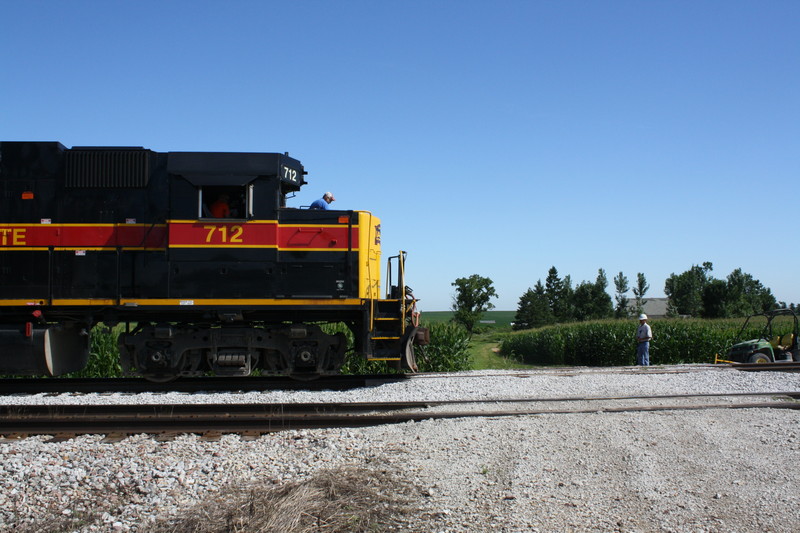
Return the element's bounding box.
[638,314,648,320]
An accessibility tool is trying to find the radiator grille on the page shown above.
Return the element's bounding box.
[65,149,150,188]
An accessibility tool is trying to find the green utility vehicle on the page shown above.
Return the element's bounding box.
[723,308,799,364]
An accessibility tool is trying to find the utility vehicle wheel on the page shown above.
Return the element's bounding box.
[747,352,771,364]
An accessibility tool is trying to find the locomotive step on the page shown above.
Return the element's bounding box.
[373,329,403,338]
[371,350,404,357]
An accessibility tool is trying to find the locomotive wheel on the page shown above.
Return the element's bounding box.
[403,341,418,372]
[401,327,419,372]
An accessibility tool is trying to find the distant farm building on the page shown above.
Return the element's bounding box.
[626,298,668,319]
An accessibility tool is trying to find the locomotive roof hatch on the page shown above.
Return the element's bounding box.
[167,151,306,191]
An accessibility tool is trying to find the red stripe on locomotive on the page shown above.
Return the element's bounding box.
[0,224,167,249]
[167,221,359,249]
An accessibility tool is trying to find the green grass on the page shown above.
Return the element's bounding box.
[468,334,537,370]
[420,310,516,328]
[420,311,539,370]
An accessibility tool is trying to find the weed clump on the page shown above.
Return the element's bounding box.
[149,465,419,533]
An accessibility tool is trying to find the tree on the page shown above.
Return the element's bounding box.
[632,272,649,316]
[572,282,595,322]
[593,269,614,319]
[451,274,498,332]
[573,269,613,321]
[514,288,536,331]
[592,268,614,318]
[664,262,713,317]
[701,279,728,318]
[724,268,776,316]
[545,266,574,322]
[665,262,776,318]
[513,281,553,330]
[561,275,576,322]
[544,266,563,317]
[613,271,630,318]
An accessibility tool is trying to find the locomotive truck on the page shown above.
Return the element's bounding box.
[0,141,426,381]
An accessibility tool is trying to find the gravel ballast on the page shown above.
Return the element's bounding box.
[2,366,800,532]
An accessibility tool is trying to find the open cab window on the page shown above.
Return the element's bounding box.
[200,185,253,219]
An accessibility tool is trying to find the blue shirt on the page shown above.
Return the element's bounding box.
[309,198,329,210]
[636,323,652,342]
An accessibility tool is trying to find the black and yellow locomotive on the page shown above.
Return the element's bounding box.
[0,142,425,380]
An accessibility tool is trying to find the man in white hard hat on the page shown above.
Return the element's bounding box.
[309,192,335,210]
[636,313,652,366]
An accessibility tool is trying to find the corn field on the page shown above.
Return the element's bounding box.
[499,317,790,366]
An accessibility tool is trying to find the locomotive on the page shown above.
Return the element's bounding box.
[0,142,426,380]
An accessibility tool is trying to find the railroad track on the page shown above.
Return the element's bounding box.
[1,363,796,396]
[417,362,800,379]
[0,374,407,395]
[2,391,798,440]
[729,361,800,372]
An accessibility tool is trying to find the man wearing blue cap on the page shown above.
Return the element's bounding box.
[309,192,335,210]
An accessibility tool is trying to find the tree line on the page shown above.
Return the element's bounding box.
[450,263,795,333]
[512,266,630,330]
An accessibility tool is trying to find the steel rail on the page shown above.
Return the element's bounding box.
[730,361,800,372]
[2,403,799,439]
[411,366,720,379]
[413,362,800,379]
[0,374,407,395]
[1,392,798,438]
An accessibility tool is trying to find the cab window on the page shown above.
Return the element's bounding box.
[200,185,252,219]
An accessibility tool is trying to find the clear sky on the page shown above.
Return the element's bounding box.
[2,1,798,311]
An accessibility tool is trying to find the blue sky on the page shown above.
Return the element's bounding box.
[2,1,798,311]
